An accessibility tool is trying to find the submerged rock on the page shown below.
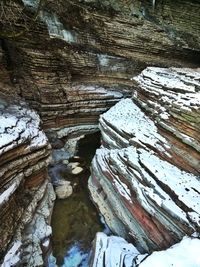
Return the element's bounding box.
[72,166,84,175]
[89,67,200,252]
[55,180,73,199]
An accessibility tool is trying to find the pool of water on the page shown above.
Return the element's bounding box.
[50,132,107,266]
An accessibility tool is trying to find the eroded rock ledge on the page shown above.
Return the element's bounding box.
[90,233,200,267]
[0,96,55,266]
[89,67,200,253]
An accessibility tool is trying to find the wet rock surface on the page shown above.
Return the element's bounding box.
[89,67,200,253]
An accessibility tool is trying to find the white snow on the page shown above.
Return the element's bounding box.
[92,233,200,267]
[135,67,197,93]
[0,101,48,155]
[42,12,77,43]
[0,180,20,206]
[139,148,200,216]
[1,241,21,267]
[101,98,169,152]
[114,147,191,226]
[140,237,200,267]
[134,67,200,116]
[113,177,132,203]
[92,234,200,267]
[92,232,140,267]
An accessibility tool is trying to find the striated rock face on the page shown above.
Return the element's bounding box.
[90,232,142,267]
[90,233,200,267]
[0,43,18,97]
[89,67,200,252]
[0,96,55,265]
[1,0,200,132]
[0,0,200,265]
[133,67,200,174]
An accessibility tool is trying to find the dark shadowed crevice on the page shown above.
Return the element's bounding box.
[50,131,110,267]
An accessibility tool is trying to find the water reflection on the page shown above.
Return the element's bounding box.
[50,132,106,266]
[50,170,104,266]
[61,243,89,267]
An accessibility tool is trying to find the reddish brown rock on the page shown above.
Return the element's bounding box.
[89,68,200,252]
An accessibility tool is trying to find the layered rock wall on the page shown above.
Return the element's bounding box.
[0,0,200,265]
[89,67,200,252]
[1,0,200,131]
[0,95,54,265]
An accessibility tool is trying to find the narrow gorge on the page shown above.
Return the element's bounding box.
[0,0,200,266]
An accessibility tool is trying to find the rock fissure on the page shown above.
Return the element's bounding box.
[0,1,200,266]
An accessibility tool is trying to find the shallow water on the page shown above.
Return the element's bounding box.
[50,132,106,266]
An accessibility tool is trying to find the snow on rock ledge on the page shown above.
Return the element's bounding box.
[89,67,200,253]
[133,67,200,174]
[0,96,53,265]
[90,233,200,267]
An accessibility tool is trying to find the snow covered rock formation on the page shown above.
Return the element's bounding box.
[0,96,55,265]
[90,233,200,267]
[89,67,200,252]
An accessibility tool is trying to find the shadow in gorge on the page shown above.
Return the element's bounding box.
[50,131,108,267]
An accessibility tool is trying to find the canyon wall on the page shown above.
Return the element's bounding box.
[0,0,200,265]
[0,91,55,265]
[89,67,200,253]
[1,0,200,134]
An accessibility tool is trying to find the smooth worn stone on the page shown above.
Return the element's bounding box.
[55,180,73,199]
[71,166,84,175]
[67,162,80,169]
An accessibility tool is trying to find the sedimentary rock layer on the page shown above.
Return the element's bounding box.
[1,0,200,130]
[89,67,200,252]
[0,96,52,263]
[90,233,200,267]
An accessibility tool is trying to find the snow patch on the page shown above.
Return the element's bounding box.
[140,237,200,267]
[2,241,21,267]
[42,12,77,43]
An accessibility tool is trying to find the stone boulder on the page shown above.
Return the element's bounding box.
[55,180,73,199]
